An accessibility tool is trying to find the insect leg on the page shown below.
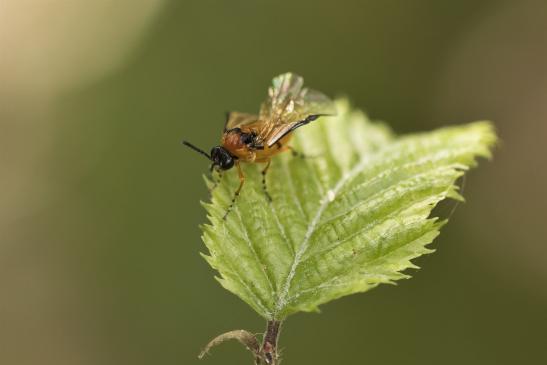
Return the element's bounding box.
[223,111,231,132]
[210,170,223,192]
[276,142,310,158]
[286,145,308,159]
[261,159,272,202]
[208,164,223,192]
[223,161,245,220]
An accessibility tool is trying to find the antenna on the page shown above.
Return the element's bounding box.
[181,140,211,160]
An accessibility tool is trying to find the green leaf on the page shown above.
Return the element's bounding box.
[200,99,496,320]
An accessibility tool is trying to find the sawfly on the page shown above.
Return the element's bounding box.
[183,72,336,218]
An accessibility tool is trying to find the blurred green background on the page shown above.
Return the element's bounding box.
[1,1,546,364]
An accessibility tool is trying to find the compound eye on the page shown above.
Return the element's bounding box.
[215,151,232,169]
[222,156,234,170]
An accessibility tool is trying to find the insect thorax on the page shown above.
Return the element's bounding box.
[224,128,259,147]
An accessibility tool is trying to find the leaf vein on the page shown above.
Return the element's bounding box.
[274,156,371,316]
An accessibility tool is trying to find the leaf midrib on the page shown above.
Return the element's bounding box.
[273,156,370,317]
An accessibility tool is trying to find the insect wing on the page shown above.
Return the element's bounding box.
[224,112,258,131]
[259,73,336,147]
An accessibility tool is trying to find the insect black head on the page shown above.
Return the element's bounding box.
[210,146,235,170]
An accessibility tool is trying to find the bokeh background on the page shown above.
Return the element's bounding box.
[1,1,546,364]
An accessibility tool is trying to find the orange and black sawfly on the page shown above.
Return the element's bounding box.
[183,72,336,218]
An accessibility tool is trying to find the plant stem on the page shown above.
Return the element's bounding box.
[261,320,282,364]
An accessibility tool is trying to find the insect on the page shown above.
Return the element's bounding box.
[183,72,336,219]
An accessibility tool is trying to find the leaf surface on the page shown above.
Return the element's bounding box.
[201,100,496,320]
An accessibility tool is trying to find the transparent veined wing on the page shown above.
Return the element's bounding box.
[258,73,336,147]
[224,112,258,131]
